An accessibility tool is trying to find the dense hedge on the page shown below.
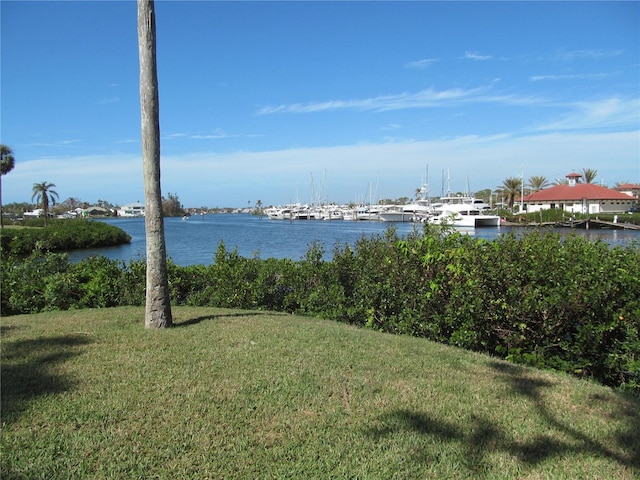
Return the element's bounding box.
[0,220,131,254]
[1,227,638,394]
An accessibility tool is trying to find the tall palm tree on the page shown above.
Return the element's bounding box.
[526,175,550,193]
[0,144,16,227]
[497,177,523,210]
[582,168,598,184]
[138,0,172,328]
[31,181,59,227]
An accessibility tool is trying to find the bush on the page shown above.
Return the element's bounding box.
[0,219,130,255]
[72,256,127,308]
[1,252,77,314]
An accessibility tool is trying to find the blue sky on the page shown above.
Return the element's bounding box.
[2,1,639,208]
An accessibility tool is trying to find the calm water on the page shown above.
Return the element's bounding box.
[67,214,640,266]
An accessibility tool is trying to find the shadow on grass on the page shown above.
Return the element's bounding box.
[491,362,640,469]
[0,325,20,336]
[1,334,93,424]
[369,361,640,474]
[173,311,286,328]
[173,315,217,328]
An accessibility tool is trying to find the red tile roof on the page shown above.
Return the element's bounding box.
[523,183,633,202]
[615,183,640,190]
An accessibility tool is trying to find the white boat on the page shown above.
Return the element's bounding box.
[292,204,314,220]
[341,207,358,221]
[428,195,500,227]
[429,210,501,227]
[318,208,344,221]
[379,199,434,222]
[377,179,434,222]
[378,205,414,222]
[266,206,294,220]
[355,205,382,221]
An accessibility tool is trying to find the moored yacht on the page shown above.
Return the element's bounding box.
[266,205,294,220]
[378,205,414,222]
[428,195,499,227]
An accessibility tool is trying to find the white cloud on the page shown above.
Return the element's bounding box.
[154,131,639,204]
[403,58,438,69]
[463,51,492,61]
[529,72,618,82]
[536,97,640,131]
[163,129,264,140]
[9,129,636,207]
[191,129,233,140]
[554,48,624,61]
[24,140,82,148]
[256,85,499,115]
[100,96,120,105]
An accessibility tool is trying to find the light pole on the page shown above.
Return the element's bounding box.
[520,171,524,213]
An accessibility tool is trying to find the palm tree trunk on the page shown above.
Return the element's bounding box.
[138,0,172,328]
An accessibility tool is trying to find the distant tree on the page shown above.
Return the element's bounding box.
[31,181,59,227]
[253,199,264,217]
[2,201,31,215]
[138,0,172,328]
[57,197,85,215]
[0,144,16,227]
[474,188,492,204]
[582,168,598,184]
[96,199,115,210]
[526,175,550,193]
[555,178,569,185]
[497,177,522,210]
[162,192,184,216]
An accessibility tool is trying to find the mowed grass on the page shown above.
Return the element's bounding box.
[1,307,638,479]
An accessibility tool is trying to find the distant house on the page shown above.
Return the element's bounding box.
[83,206,109,217]
[614,183,640,200]
[522,172,634,215]
[117,202,145,217]
[24,208,45,218]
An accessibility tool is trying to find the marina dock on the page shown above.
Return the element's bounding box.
[502,219,640,230]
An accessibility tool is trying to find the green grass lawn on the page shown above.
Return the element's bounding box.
[2,307,638,479]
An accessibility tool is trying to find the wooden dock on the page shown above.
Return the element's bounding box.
[585,219,640,230]
[501,219,640,230]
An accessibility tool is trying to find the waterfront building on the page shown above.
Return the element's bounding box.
[522,172,634,215]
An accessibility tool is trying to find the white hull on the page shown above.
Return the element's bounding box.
[356,212,381,221]
[320,210,344,221]
[378,210,415,222]
[429,212,500,227]
[428,193,499,227]
[266,208,293,220]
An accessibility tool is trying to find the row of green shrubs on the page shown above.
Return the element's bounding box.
[2,226,638,394]
[0,220,131,254]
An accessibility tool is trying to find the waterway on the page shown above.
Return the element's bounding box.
[67,214,640,266]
